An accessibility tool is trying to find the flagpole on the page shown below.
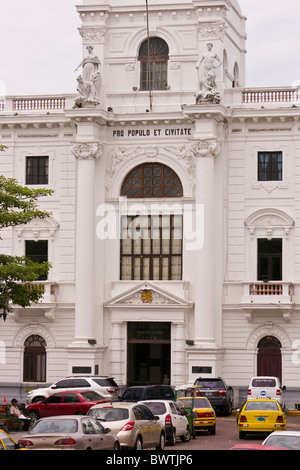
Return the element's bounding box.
[145,0,153,111]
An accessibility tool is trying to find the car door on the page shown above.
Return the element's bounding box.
[139,405,160,447]
[171,402,186,436]
[81,417,112,450]
[40,393,64,417]
[60,392,81,415]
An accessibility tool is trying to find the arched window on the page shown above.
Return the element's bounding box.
[138,37,169,91]
[24,335,46,382]
[121,163,183,198]
[120,163,183,281]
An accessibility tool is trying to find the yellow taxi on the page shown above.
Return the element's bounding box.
[0,429,27,450]
[177,396,216,435]
[237,399,286,439]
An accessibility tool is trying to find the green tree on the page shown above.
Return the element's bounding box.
[0,145,53,314]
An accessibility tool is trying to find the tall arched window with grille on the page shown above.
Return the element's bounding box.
[120,163,183,281]
[24,335,46,382]
[138,37,169,91]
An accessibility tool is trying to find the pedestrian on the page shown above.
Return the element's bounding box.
[10,399,31,431]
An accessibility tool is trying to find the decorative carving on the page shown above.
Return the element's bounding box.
[199,23,227,41]
[72,142,103,161]
[79,29,105,44]
[74,45,102,107]
[124,290,171,305]
[191,139,221,158]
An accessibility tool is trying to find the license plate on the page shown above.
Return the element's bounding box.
[206,392,212,396]
[257,417,265,422]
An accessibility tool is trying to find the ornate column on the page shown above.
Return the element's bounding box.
[71,142,102,344]
[192,139,221,345]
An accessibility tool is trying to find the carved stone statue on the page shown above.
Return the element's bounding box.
[196,70,221,104]
[74,45,102,107]
[196,43,222,105]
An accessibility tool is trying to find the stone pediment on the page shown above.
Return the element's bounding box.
[105,282,192,309]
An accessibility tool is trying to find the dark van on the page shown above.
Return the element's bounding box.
[121,385,175,402]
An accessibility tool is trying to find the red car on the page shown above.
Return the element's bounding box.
[26,390,109,420]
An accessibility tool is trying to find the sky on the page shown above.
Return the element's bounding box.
[0,0,300,97]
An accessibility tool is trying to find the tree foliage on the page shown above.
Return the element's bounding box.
[0,145,53,313]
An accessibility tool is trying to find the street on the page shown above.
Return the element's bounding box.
[171,414,300,450]
[9,414,300,451]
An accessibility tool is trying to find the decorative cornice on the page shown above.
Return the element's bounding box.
[72,142,103,160]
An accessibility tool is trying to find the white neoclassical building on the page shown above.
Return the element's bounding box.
[1,0,300,406]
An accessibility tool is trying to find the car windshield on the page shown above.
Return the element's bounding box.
[251,379,276,387]
[143,402,167,415]
[81,391,104,401]
[88,407,129,421]
[265,435,300,450]
[30,419,78,434]
[177,398,211,409]
[194,379,224,389]
[245,401,279,411]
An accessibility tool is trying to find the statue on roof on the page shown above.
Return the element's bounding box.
[74,45,102,107]
[196,43,222,104]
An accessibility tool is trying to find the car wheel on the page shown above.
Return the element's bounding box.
[169,427,176,446]
[113,441,121,451]
[156,432,165,451]
[32,396,45,403]
[208,426,216,435]
[239,431,246,439]
[134,436,143,450]
[225,402,233,416]
[28,410,40,421]
[180,426,191,442]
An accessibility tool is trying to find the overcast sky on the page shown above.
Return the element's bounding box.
[0,0,299,97]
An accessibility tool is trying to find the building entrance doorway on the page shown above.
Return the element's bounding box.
[257,336,282,381]
[127,322,171,386]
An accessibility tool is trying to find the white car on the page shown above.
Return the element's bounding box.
[26,376,119,404]
[262,431,300,450]
[247,376,286,407]
[139,400,191,445]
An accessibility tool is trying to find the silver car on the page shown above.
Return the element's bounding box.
[88,401,165,450]
[18,415,120,450]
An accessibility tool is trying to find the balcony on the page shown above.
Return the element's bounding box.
[242,87,300,105]
[240,282,294,322]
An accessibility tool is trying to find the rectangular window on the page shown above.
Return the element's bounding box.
[25,240,48,280]
[257,238,282,281]
[26,156,49,185]
[120,215,182,280]
[258,152,282,181]
[140,61,168,91]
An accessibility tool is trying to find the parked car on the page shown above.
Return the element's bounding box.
[237,399,286,439]
[26,390,108,420]
[247,376,286,407]
[88,401,165,450]
[230,443,288,450]
[121,385,175,402]
[18,415,120,450]
[262,431,300,450]
[139,400,191,445]
[177,396,216,435]
[26,376,119,404]
[193,377,233,415]
[0,429,26,450]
